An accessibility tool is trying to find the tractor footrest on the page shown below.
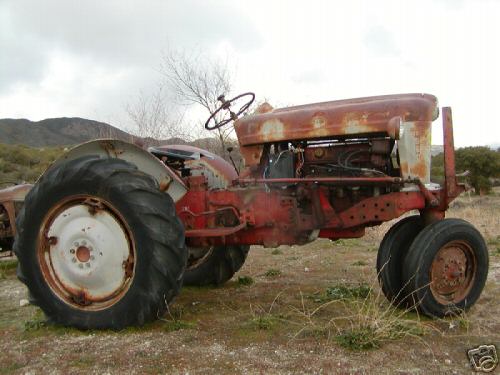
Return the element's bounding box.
[185,222,246,238]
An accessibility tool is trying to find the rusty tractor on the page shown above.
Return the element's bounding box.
[0,184,32,254]
[12,93,488,329]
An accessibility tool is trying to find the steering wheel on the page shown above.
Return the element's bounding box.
[204,92,255,130]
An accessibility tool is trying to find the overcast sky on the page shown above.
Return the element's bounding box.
[1,0,499,147]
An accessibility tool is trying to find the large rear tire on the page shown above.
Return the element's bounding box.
[376,215,423,307]
[14,156,187,329]
[402,218,488,317]
[183,245,249,286]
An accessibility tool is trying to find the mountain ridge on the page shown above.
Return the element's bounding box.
[0,117,141,147]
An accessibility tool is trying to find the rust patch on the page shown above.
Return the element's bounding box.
[235,93,437,147]
[76,246,91,262]
[430,240,476,304]
[0,184,32,203]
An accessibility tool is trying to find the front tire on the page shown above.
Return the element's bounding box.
[377,215,423,307]
[402,218,488,317]
[14,156,187,329]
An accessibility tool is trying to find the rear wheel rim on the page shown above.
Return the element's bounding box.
[37,195,136,311]
[429,240,476,305]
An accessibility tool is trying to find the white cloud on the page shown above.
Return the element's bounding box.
[0,0,499,147]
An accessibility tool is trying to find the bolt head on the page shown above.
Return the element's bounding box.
[78,263,83,269]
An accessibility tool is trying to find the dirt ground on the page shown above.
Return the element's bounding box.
[1,193,499,374]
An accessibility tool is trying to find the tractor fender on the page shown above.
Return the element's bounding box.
[43,139,187,202]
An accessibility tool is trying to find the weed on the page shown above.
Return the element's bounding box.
[335,319,426,351]
[0,259,18,279]
[249,315,279,330]
[161,305,197,332]
[326,284,371,300]
[335,327,379,350]
[271,249,283,255]
[264,269,281,277]
[329,284,429,351]
[237,276,254,286]
[291,280,429,351]
[352,260,368,266]
[445,309,471,331]
[306,284,371,303]
[24,317,47,331]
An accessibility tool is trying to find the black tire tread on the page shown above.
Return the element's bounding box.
[14,156,187,329]
[376,215,423,306]
[184,245,249,286]
[402,218,488,317]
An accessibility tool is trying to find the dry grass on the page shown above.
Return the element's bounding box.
[0,193,499,373]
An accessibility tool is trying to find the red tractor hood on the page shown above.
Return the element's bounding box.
[235,93,438,146]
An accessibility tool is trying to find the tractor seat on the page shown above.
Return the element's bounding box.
[148,145,218,161]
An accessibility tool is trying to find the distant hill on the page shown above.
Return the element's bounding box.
[0,117,144,147]
[0,117,233,158]
[0,118,228,153]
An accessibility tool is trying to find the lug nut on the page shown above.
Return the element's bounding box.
[88,247,93,252]
[74,241,79,247]
[86,263,91,268]
[81,240,87,245]
[72,258,77,263]
[70,249,75,254]
[78,263,83,269]
[90,255,95,260]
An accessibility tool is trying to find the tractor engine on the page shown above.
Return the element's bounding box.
[265,138,393,180]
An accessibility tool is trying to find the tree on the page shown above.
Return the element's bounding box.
[126,83,189,147]
[431,146,500,194]
[455,146,500,194]
[160,49,235,158]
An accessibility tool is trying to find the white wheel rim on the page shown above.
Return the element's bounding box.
[38,197,135,310]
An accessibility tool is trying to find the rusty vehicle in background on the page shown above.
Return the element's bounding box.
[13,93,488,329]
[0,184,31,255]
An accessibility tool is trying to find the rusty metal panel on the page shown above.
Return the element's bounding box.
[235,93,438,146]
[0,184,32,236]
[0,184,32,203]
[397,120,432,183]
[46,139,188,202]
[442,107,458,197]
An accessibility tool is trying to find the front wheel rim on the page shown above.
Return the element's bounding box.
[429,240,477,305]
[37,195,136,311]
